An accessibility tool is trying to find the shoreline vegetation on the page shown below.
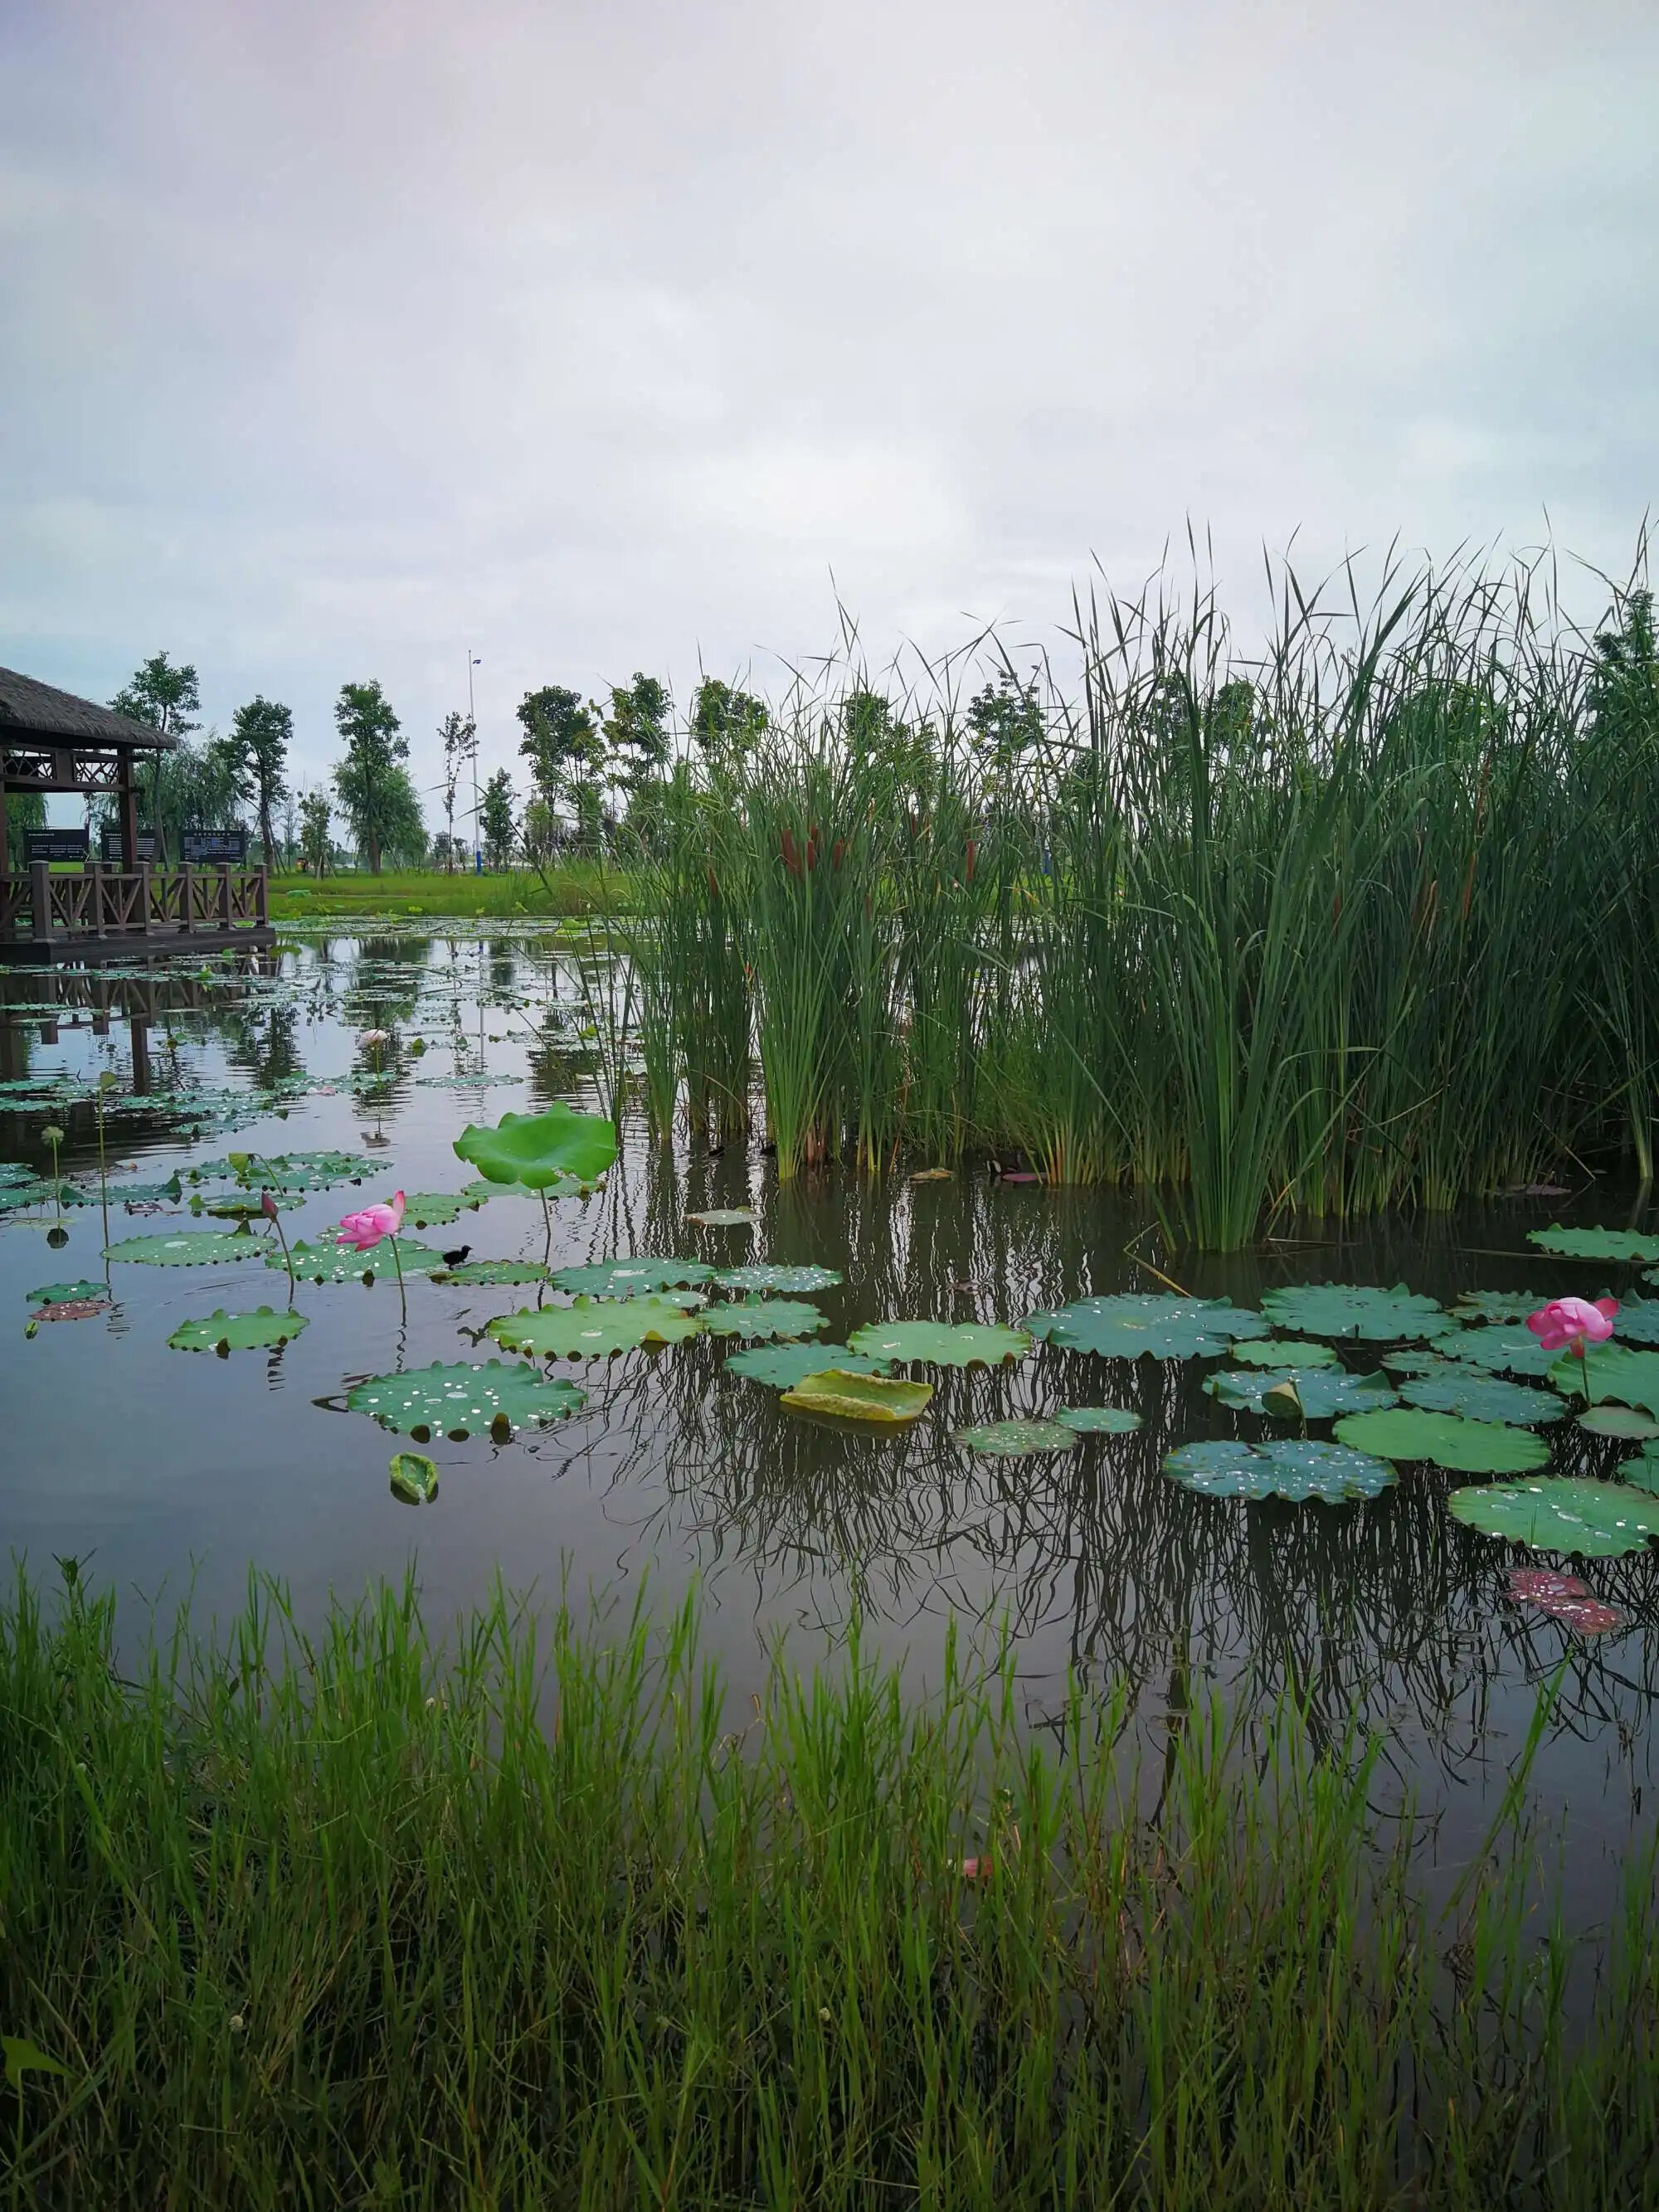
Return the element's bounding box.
[2,1567,1656,2206]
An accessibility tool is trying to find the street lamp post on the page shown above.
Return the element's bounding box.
[467,650,482,873]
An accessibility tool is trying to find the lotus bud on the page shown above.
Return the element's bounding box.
[260,1189,280,1223]
[41,1125,65,1146]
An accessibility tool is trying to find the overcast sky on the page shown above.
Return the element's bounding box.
[2,0,1656,810]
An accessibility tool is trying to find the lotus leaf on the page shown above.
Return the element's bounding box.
[275,1237,445,1285]
[26,1280,106,1305]
[724,1342,893,1388]
[488,1295,704,1359]
[1228,1336,1340,1369]
[432,1259,551,1286]
[113,1177,184,1202]
[780,1370,933,1424]
[700,1297,830,1341]
[1398,1367,1564,1426]
[388,1451,439,1505]
[168,1307,310,1354]
[713,1262,842,1294]
[1332,1407,1550,1473]
[687,1208,756,1227]
[1443,1327,1557,1378]
[1527,1225,1659,1264]
[955,1418,1079,1456]
[1447,1477,1659,1558]
[551,1256,715,1296]
[1205,1366,1398,1418]
[1164,1438,1396,1503]
[1550,1344,1659,1418]
[105,1230,264,1266]
[0,1179,90,1212]
[460,1178,547,1203]
[1054,1405,1142,1434]
[1453,1290,1554,1324]
[197,1190,304,1219]
[1608,1298,1659,1346]
[1622,1446,1659,1495]
[1258,1282,1452,1342]
[1024,1295,1266,1360]
[453,1104,616,1191]
[1579,1404,1659,1440]
[32,1298,108,1322]
[848,1318,1032,1368]
[1380,1347,1462,1377]
[348,1359,587,1441]
[401,1193,469,1228]
[192,1150,378,1192]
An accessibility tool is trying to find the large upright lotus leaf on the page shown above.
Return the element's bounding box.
[1258,1282,1452,1343]
[724,1341,893,1388]
[848,1319,1033,1368]
[1332,1407,1550,1473]
[1024,1296,1266,1360]
[432,1258,550,1286]
[275,1237,445,1285]
[1205,1366,1397,1419]
[168,1307,310,1353]
[1055,1405,1142,1434]
[453,1104,617,1191]
[551,1257,715,1296]
[955,1419,1078,1456]
[1164,1438,1396,1504]
[401,1193,468,1228]
[1448,1478,1659,1558]
[348,1359,587,1441]
[27,1279,106,1305]
[1228,1336,1339,1369]
[713,1262,842,1294]
[1622,1446,1659,1496]
[105,1230,264,1266]
[1443,1327,1557,1378]
[1527,1225,1659,1265]
[1550,1343,1659,1419]
[700,1297,830,1341]
[1453,1291,1553,1325]
[1399,1367,1564,1426]
[488,1295,704,1359]
[781,1369,933,1424]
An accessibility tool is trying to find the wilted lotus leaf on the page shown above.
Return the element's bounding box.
[32,1298,109,1322]
[1024,1296,1265,1361]
[1443,1327,1556,1378]
[781,1370,933,1423]
[1550,1344,1659,1419]
[955,1418,1078,1456]
[489,1295,704,1359]
[453,1103,617,1191]
[713,1262,842,1294]
[348,1359,586,1441]
[401,1193,469,1228]
[168,1307,309,1354]
[1258,1283,1452,1342]
[1228,1337,1339,1369]
[1164,1438,1395,1504]
[105,1230,263,1266]
[389,1451,439,1505]
[687,1208,756,1227]
[1506,1566,1624,1634]
[1579,1404,1659,1440]
[1054,1405,1142,1434]
[274,1237,445,1285]
[551,1256,715,1296]
[1448,1477,1659,1558]
[848,1319,1032,1368]
[1333,1407,1550,1473]
[1527,1225,1659,1265]
[432,1258,550,1286]
[700,1297,829,1341]
[1206,1366,1396,1418]
[26,1279,106,1305]
[1453,1290,1554,1325]
[1399,1367,1564,1426]
[724,1341,893,1388]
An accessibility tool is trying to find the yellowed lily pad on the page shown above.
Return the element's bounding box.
[781,1370,933,1424]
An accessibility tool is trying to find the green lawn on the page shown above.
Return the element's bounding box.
[268,864,625,921]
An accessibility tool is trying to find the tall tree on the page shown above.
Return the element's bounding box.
[689,677,768,769]
[331,680,409,875]
[603,673,672,802]
[479,769,517,870]
[231,696,292,865]
[517,685,603,845]
[298,790,332,876]
[438,710,478,873]
[111,652,201,863]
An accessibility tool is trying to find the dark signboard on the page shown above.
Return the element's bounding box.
[26,828,90,863]
[99,828,159,865]
[182,829,248,866]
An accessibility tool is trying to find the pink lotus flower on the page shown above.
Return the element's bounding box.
[1525,1295,1617,1356]
[337,1191,406,1252]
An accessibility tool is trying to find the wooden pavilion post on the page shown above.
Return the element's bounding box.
[118,751,139,872]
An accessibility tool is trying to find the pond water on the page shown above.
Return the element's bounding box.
[3,928,1658,1936]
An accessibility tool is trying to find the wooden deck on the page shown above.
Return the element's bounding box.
[0,864,275,963]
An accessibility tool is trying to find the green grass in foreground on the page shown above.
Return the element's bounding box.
[2,1569,1655,2208]
[268,864,624,921]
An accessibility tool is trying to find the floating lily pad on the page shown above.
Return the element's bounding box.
[1608,1298,1659,1346]
[196,1190,304,1219]
[1257,1283,1452,1342]
[105,1230,264,1266]
[1228,1337,1340,1369]
[431,1258,551,1286]
[551,1257,715,1296]
[1453,1290,1553,1325]
[114,1176,185,1202]
[488,1295,705,1359]
[1527,1225,1659,1265]
[1550,1344,1659,1419]
[699,1297,829,1341]
[1621,1446,1659,1495]
[453,1103,617,1190]
[1444,1327,1557,1378]
[32,1298,109,1322]
[724,1341,893,1388]
[1205,1366,1397,1418]
[1163,1438,1396,1503]
[460,1178,547,1203]
[1380,1345,1463,1377]
[275,1237,445,1285]
[1053,1405,1142,1434]
[1332,1407,1550,1473]
[192,1150,379,1192]
[1506,1566,1625,1634]
[687,1208,756,1227]
[848,1318,1032,1368]
[1398,1367,1564,1426]
[348,1359,587,1441]
[401,1193,469,1228]
[168,1307,310,1354]
[955,1419,1078,1456]
[1024,1296,1266,1360]
[713,1262,842,1294]
[26,1279,106,1305]
[1448,1477,1659,1558]
[781,1370,933,1424]
[1579,1404,1659,1440]
[389,1451,439,1505]
[0,1179,91,1212]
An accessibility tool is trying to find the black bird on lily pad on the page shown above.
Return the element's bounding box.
[440,1244,472,1268]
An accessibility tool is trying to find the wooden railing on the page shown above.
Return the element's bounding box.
[0,866,270,947]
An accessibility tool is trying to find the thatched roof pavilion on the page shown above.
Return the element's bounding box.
[0,666,176,871]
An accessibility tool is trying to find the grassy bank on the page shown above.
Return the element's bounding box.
[268,863,624,922]
[2,1568,1654,2207]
